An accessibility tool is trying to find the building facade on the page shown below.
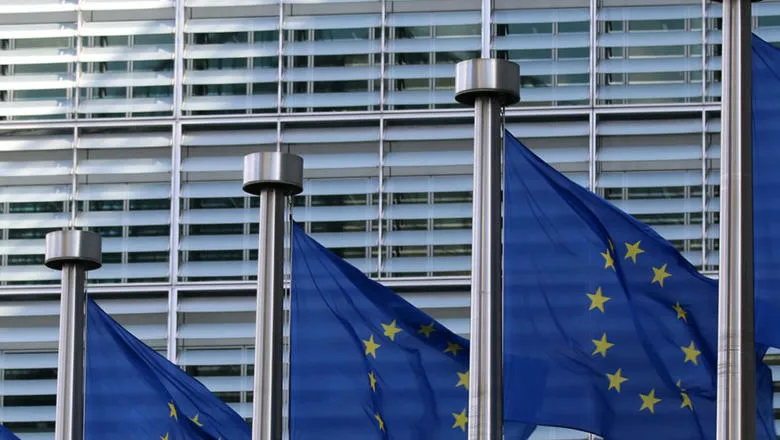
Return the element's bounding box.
[0,0,778,438]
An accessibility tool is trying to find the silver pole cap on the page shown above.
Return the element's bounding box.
[455,58,520,106]
[243,152,304,196]
[44,230,102,271]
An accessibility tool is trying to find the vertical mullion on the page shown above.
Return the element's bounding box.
[173,0,185,118]
[589,0,598,107]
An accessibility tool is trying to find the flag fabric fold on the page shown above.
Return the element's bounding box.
[289,224,534,439]
[0,426,19,440]
[502,130,776,440]
[86,297,251,439]
[752,33,780,348]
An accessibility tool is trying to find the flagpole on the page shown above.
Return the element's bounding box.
[715,1,759,439]
[45,230,102,440]
[455,59,519,440]
[243,152,303,440]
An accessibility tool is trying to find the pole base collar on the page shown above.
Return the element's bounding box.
[45,230,102,271]
[455,58,520,106]
[243,152,304,196]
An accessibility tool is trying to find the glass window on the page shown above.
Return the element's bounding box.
[390,245,427,257]
[8,255,45,265]
[311,194,367,207]
[559,22,589,33]
[633,213,685,226]
[189,224,244,235]
[103,253,123,264]
[390,219,428,231]
[8,228,60,240]
[92,226,124,237]
[4,365,56,380]
[310,220,369,234]
[435,24,480,37]
[130,199,170,211]
[314,28,371,41]
[434,218,472,230]
[188,250,244,262]
[395,27,430,39]
[191,198,245,209]
[128,252,169,263]
[9,202,63,213]
[332,247,369,259]
[129,225,169,236]
[502,23,552,35]
[89,200,123,211]
[628,19,685,32]
[626,187,686,199]
[193,32,248,45]
[134,60,174,72]
[433,191,471,203]
[391,192,427,204]
[433,244,470,257]
[185,364,241,377]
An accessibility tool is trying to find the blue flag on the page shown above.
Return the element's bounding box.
[752,33,780,348]
[289,225,534,439]
[86,297,251,439]
[0,426,19,440]
[502,131,776,439]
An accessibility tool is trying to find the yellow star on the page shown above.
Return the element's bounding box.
[601,249,615,271]
[639,388,661,413]
[606,368,628,392]
[651,264,671,287]
[586,286,611,313]
[168,401,177,420]
[369,371,377,392]
[677,381,694,411]
[444,341,463,357]
[673,302,687,322]
[456,371,469,390]
[191,413,203,427]
[375,413,385,432]
[681,341,701,365]
[681,391,693,410]
[452,408,468,432]
[418,322,436,338]
[591,333,614,358]
[381,320,403,341]
[161,434,169,440]
[363,334,381,358]
[625,241,645,263]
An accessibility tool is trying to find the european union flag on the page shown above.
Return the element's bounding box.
[752,33,780,348]
[501,131,776,439]
[290,225,534,439]
[86,297,251,439]
[0,426,19,440]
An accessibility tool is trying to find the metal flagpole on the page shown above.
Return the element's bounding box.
[46,230,102,440]
[243,152,303,440]
[455,59,519,440]
[715,1,760,439]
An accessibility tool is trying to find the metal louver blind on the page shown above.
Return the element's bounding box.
[386,2,481,110]
[596,3,705,105]
[79,5,175,118]
[179,124,276,280]
[0,130,73,284]
[493,5,590,106]
[75,127,173,283]
[596,114,706,268]
[182,2,280,115]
